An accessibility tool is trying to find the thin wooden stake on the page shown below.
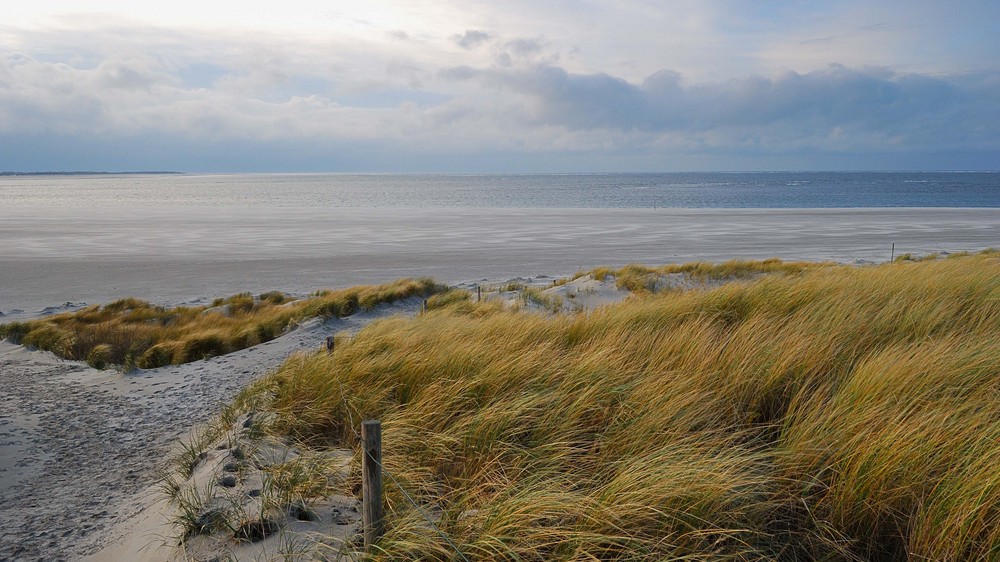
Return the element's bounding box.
[477,286,481,302]
[362,420,384,552]
[891,242,895,262]
[325,335,334,354]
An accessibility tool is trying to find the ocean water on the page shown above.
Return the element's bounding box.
[1,171,998,208]
[3,171,1000,315]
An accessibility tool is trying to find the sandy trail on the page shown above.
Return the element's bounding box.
[0,299,422,561]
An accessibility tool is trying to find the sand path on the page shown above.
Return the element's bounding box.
[0,299,422,561]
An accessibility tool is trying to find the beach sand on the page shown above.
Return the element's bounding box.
[1,207,998,559]
[2,207,998,318]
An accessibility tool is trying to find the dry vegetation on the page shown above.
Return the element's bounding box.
[241,254,1000,560]
[0,278,444,369]
[587,257,833,293]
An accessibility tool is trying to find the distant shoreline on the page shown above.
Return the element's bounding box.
[0,171,183,176]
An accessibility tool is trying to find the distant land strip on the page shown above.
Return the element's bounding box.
[0,171,183,176]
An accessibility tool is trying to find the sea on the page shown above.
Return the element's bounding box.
[2,171,998,208]
[3,170,1000,315]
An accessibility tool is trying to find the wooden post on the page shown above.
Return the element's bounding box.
[423,299,428,313]
[477,286,481,302]
[325,335,335,354]
[361,420,384,552]
[891,242,895,262]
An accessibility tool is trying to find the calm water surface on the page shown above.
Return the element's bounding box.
[2,172,998,208]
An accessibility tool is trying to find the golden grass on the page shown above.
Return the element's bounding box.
[572,258,830,293]
[252,254,1000,560]
[0,278,444,369]
[609,258,833,293]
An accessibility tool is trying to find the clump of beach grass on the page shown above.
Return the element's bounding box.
[0,278,445,370]
[520,286,564,312]
[601,257,833,293]
[161,376,357,558]
[243,253,1000,560]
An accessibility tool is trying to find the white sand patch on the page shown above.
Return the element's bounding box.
[539,274,632,312]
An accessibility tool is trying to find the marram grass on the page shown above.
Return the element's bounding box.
[587,257,831,293]
[256,254,1000,560]
[0,278,444,369]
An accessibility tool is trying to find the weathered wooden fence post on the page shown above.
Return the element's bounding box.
[361,419,384,552]
[477,286,481,302]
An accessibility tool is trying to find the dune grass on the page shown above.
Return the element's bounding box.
[0,278,444,369]
[241,254,1000,560]
[584,258,833,293]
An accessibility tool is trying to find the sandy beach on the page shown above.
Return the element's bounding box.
[1,207,999,560]
[2,207,999,317]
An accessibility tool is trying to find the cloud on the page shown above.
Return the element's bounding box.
[493,37,548,68]
[452,30,492,49]
[0,12,998,171]
[463,63,1000,154]
[504,38,543,57]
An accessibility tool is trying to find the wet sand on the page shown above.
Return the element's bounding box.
[2,207,998,317]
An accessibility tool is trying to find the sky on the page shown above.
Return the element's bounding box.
[1,1,998,172]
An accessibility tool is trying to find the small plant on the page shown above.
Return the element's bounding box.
[173,481,223,539]
[176,432,213,479]
[270,531,314,561]
[499,282,527,292]
[232,518,281,543]
[426,289,471,310]
[259,291,288,304]
[0,321,30,343]
[86,344,112,370]
[263,455,337,510]
[155,466,185,503]
[21,324,73,354]
[521,287,564,313]
[591,267,612,281]
[614,263,658,292]
[226,292,256,315]
[137,342,177,369]
[120,346,141,373]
